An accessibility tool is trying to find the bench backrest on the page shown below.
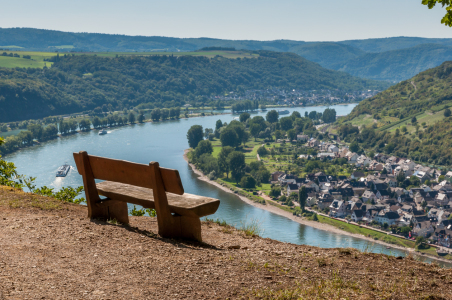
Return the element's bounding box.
[73,152,184,195]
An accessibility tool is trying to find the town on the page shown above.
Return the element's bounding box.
[272,135,452,251]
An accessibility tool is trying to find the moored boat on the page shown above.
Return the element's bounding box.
[98,129,107,135]
[277,109,290,115]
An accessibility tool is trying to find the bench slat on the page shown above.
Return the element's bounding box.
[96,181,219,218]
[73,153,184,195]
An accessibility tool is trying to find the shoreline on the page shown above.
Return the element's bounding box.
[183,149,452,265]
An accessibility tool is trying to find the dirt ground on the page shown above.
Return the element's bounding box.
[1,187,452,299]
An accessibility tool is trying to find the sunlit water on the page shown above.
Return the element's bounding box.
[5,104,450,266]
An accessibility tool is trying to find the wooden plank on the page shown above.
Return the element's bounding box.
[73,152,184,195]
[96,181,220,218]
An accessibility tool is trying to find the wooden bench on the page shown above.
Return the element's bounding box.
[73,151,220,241]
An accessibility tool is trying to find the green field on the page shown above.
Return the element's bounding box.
[0,50,259,69]
[0,51,58,68]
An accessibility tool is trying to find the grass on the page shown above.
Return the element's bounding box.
[0,186,63,210]
[317,215,416,248]
[0,51,58,68]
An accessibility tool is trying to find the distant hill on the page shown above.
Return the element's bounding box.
[0,51,387,122]
[333,44,452,81]
[3,28,452,82]
[339,61,452,166]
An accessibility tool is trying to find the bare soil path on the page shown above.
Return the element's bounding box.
[0,187,452,299]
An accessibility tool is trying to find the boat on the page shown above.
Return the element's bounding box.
[277,110,290,115]
[56,164,71,177]
[98,129,107,135]
[436,248,448,256]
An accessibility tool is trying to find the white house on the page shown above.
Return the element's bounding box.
[375,211,399,226]
[329,200,346,217]
[351,210,364,222]
[362,190,377,202]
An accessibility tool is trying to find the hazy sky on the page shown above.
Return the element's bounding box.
[1,0,451,41]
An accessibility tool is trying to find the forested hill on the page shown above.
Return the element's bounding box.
[338,61,452,166]
[344,61,452,122]
[333,44,452,81]
[0,51,387,122]
[3,28,452,82]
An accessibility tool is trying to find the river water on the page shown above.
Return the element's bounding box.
[4,104,448,265]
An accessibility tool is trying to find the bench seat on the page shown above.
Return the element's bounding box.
[96,181,220,218]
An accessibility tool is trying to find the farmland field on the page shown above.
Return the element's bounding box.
[0,51,58,68]
[0,50,259,69]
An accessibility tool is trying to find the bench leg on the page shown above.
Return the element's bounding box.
[158,216,202,242]
[91,200,129,225]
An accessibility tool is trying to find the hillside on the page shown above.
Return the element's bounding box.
[3,28,452,81]
[340,61,452,165]
[0,51,388,122]
[334,44,452,81]
[1,186,451,299]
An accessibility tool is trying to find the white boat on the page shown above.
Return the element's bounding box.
[98,129,107,135]
[56,164,70,177]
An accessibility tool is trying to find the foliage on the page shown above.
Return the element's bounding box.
[187,125,203,148]
[240,175,256,189]
[299,186,307,211]
[266,110,279,123]
[228,151,246,183]
[131,205,146,216]
[218,146,234,178]
[194,140,213,158]
[322,108,337,123]
[257,146,268,156]
[239,112,250,123]
[422,0,452,27]
[269,186,281,198]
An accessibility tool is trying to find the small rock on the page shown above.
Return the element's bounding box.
[228,245,241,249]
[264,276,272,279]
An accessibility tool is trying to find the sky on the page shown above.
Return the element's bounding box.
[1,0,451,41]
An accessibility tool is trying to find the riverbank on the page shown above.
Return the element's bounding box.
[1,186,450,299]
[183,149,452,265]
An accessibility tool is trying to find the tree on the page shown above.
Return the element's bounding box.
[287,129,297,141]
[218,146,234,177]
[215,119,223,130]
[266,110,279,123]
[250,124,261,141]
[150,108,161,121]
[240,175,256,189]
[411,116,417,124]
[280,117,293,131]
[269,186,281,198]
[194,140,213,158]
[161,109,169,120]
[186,125,204,148]
[257,146,268,156]
[137,112,145,123]
[298,186,307,211]
[239,113,250,123]
[128,112,136,124]
[322,108,337,123]
[349,141,359,153]
[228,151,246,183]
[220,127,240,148]
[422,0,452,27]
[445,108,451,117]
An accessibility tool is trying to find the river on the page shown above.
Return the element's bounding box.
[4,104,448,265]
